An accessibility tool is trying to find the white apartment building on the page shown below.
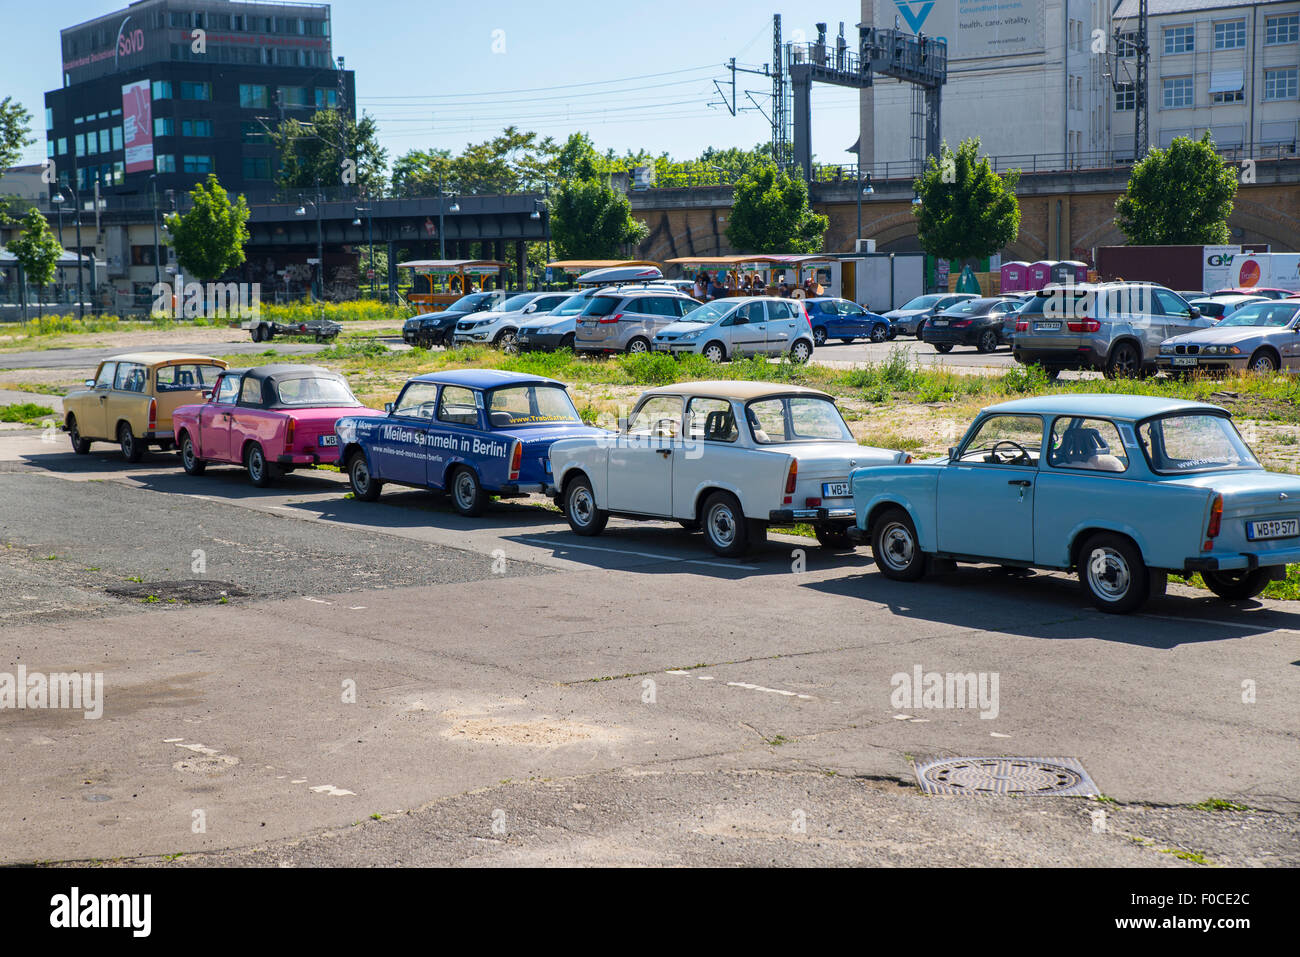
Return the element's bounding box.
[1111,0,1300,158]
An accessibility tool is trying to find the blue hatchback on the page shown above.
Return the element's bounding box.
[805,297,893,346]
[334,370,608,516]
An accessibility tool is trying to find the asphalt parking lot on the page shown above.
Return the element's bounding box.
[1,431,1296,867]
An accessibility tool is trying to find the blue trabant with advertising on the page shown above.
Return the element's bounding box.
[848,394,1300,613]
[334,370,608,516]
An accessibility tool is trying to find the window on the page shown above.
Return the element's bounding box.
[315,88,338,109]
[180,81,211,100]
[182,155,212,174]
[273,377,356,407]
[686,397,738,443]
[1116,32,1138,57]
[214,375,241,404]
[157,364,224,391]
[181,119,212,137]
[627,396,682,437]
[1162,76,1194,108]
[131,245,157,266]
[637,297,680,317]
[1264,68,1298,100]
[240,122,269,144]
[239,84,268,109]
[57,137,66,155]
[239,377,263,406]
[1266,14,1299,45]
[111,161,124,186]
[1115,84,1136,111]
[278,86,309,108]
[393,382,440,418]
[112,126,123,150]
[955,414,1043,466]
[1048,418,1129,472]
[437,386,480,426]
[241,157,271,180]
[45,107,53,129]
[1214,20,1246,50]
[98,129,110,153]
[769,301,800,320]
[155,154,175,173]
[114,363,147,393]
[154,117,174,137]
[730,301,767,324]
[746,396,852,444]
[152,80,172,99]
[486,386,581,428]
[1213,89,1244,103]
[94,362,117,389]
[1137,414,1259,474]
[1163,25,1194,54]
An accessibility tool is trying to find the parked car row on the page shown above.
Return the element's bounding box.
[60,353,1300,615]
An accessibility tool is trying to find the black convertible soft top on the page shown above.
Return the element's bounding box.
[222,364,355,409]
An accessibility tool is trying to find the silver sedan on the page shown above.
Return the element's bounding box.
[1157,300,1300,374]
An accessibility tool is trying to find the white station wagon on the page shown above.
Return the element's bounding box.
[548,381,910,556]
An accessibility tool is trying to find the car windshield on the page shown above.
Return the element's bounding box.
[899,295,942,310]
[446,293,495,312]
[745,396,853,444]
[1137,414,1260,474]
[1216,302,1300,328]
[273,376,359,408]
[548,294,590,317]
[486,385,582,428]
[500,294,536,313]
[677,301,731,324]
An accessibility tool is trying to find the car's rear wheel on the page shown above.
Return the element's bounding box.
[179,432,205,475]
[812,326,828,346]
[245,443,277,487]
[625,337,650,355]
[915,320,927,339]
[1202,568,1273,601]
[1104,342,1142,379]
[790,340,812,363]
[870,324,889,343]
[348,451,382,502]
[564,474,608,536]
[814,524,855,550]
[118,422,145,463]
[1248,349,1278,374]
[977,329,999,353]
[871,507,926,581]
[251,323,265,342]
[559,333,574,350]
[67,415,91,455]
[934,343,953,354]
[702,491,752,557]
[450,465,487,517]
[702,341,726,363]
[1078,532,1148,613]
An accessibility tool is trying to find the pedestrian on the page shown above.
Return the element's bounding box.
[694,272,708,300]
[709,275,728,300]
[777,276,790,298]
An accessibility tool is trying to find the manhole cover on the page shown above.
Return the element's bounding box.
[105,581,247,603]
[914,756,1098,797]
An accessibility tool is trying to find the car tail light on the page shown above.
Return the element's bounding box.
[903,454,914,464]
[598,313,622,324]
[148,399,157,431]
[952,319,971,328]
[508,440,523,481]
[805,497,822,507]
[1015,320,1029,333]
[1204,493,1223,549]
[1066,318,1101,332]
[784,459,798,504]
[286,418,296,447]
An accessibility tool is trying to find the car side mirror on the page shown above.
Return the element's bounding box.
[947,447,956,459]
[201,390,213,401]
[84,379,95,388]
[1188,306,1201,317]
[618,416,629,432]
[384,402,394,414]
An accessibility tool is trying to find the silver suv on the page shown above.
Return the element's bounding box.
[1011,282,1210,378]
[573,287,700,355]
[652,297,816,363]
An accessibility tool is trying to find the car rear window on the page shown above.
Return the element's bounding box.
[273,376,358,408]
[157,363,224,391]
[581,297,620,317]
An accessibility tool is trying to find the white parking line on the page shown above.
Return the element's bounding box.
[517,537,759,571]
[1139,612,1300,636]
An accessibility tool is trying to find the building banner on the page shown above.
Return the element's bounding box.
[122,79,154,174]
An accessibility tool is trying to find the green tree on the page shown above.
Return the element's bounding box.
[391,147,454,197]
[272,109,388,194]
[725,164,828,253]
[8,207,63,318]
[164,175,251,281]
[549,177,648,260]
[913,138,1020,262]
[0,97,35,223]
[1115,133,1237,245]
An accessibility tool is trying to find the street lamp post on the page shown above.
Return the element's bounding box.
[296,183,325,304]
[150,174,162,288]
[50,193,65,308]
[354,201,374,298]
[60,185,85,320]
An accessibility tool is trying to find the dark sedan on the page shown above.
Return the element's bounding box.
[402,292,501,348]
[805,297,894,345]
[921,297,1023,353]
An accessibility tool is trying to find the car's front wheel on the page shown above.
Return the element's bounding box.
[701,491,754,557]
[869,324,889,343]
[496,329,519,354]
[702,341,726,363]
[348,451,382,502]
[1202,568,1273,601]
[564,474,608,536]
[871,507,926,581]
[449,465,487,517]
[67,415,91,455]
[118,422,145,463]
[1078,532,1149,613]
[179,432,205,475]
[1248,349,1278,374]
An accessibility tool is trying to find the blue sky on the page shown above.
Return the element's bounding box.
[8,0,866,170]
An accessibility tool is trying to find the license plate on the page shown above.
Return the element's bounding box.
[1246,518,1298,541]
[1035,321,1061,331]
[822,481,851,498]
[1172,356,1197,367]
[319,435,338,447]
[931,319,948,326]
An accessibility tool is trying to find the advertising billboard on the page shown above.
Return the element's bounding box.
[874,0,1045,58]
[122,79,154,174]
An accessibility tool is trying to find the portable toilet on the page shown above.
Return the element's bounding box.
[1000,261,1030,292]
[1052,260,1087,285]
[1028,260,1058,290]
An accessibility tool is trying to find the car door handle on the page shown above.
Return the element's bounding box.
[1008,479,1032,487]
[657,449,672,457]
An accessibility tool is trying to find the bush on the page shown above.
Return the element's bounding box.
[1000,362,1052,394]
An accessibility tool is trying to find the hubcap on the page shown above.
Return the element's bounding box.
[1114,348,1137,374]
[1253,355,1274,372]
[571,487,594,526]
[183,440,194,468]
[628,339,648,354]
[814,329,826,345]
[708,504,736,547]
[872,327,886,342]
[879,522,914,571]
[353,460,369,492]
[455,472,475,507]
[500,333,517,353]
[793,343,810,361]
[249,450,263,479]
[705,345,723,363]
[1087,546,1131,601]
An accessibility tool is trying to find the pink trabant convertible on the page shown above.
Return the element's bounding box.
[173,364,380,487]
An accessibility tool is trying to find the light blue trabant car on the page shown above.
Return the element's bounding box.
[848,394,1300,613]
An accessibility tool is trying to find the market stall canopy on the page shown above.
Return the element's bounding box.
[397,259,508,272]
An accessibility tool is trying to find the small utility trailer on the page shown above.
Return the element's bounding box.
[244,318,342,343]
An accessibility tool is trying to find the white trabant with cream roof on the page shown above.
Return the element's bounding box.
[548,380,909,556]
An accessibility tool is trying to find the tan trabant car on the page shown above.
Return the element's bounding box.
[63,353,229,461]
